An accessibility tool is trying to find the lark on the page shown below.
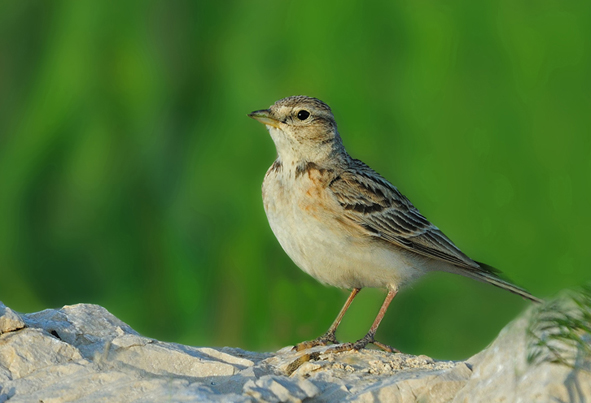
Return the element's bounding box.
[249,95,541,353]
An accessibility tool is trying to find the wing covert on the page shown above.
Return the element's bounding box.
[329,159,479,270]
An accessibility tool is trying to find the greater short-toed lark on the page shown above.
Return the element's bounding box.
[249,95,541,353]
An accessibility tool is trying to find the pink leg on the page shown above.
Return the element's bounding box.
[331,288,399,353]
[294,288,361,351]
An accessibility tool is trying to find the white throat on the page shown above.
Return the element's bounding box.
[267,125,301,167]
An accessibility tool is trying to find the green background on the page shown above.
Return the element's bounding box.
[1,0,589,360]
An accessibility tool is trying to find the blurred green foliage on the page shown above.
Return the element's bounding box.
[0,0,590,359]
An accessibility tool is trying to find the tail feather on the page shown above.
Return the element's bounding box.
[467,261,543,304]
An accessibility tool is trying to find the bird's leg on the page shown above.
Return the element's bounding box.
[330,288,399,353]
[293,288,361,351]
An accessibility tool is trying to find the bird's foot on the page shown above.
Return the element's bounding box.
[328,333,400,354]
[293,331,340,352]
[372,340,400,353]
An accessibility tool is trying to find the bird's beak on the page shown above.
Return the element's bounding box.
[248,109,281,128]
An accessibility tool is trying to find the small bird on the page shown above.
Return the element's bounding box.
[249,95,541,353]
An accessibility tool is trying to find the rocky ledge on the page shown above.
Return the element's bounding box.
[0,295,589,402]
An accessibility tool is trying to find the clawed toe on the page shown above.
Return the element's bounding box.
[293,340,325,352]
[293,332,340,352]
[326,341,357,353]
[326,334,399,354]
[372,340,400,353]
[326,334,372,353]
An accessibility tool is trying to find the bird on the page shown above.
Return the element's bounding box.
[248,95,542,353]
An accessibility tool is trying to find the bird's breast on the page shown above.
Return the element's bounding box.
[262,161,341,270]
[261,161,417,289]
[262,161,334,228]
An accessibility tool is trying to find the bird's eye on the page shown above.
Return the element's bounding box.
[297,110,310,120]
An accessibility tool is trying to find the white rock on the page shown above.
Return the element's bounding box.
[0,297,589,402]
[454,302,591,403]
[0,302,25,334]
[0,328,83,379]
[243,375,320,402]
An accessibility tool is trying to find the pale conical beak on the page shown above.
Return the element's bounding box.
[248,109,281,128]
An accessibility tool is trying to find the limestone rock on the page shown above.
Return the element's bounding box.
[0,303,24,334]
[454,295,591,403]
[0,296,589,402]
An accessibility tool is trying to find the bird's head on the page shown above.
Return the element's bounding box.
[249,96,343,165]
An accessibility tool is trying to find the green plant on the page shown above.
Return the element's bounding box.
[527,285,591,370]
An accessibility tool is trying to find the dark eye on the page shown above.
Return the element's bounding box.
[297,110,310,120]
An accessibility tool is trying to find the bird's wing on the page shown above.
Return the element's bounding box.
[329,159,480,270]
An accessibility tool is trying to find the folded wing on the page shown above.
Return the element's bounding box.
[329,159,480,270]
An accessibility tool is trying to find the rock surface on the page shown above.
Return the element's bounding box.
[0,300,589,402]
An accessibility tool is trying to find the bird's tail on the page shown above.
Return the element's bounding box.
[463,262,543,304]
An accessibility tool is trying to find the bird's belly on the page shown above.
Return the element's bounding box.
[263,173,423,289]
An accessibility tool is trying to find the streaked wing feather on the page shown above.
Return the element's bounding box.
[330,159,479,270]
